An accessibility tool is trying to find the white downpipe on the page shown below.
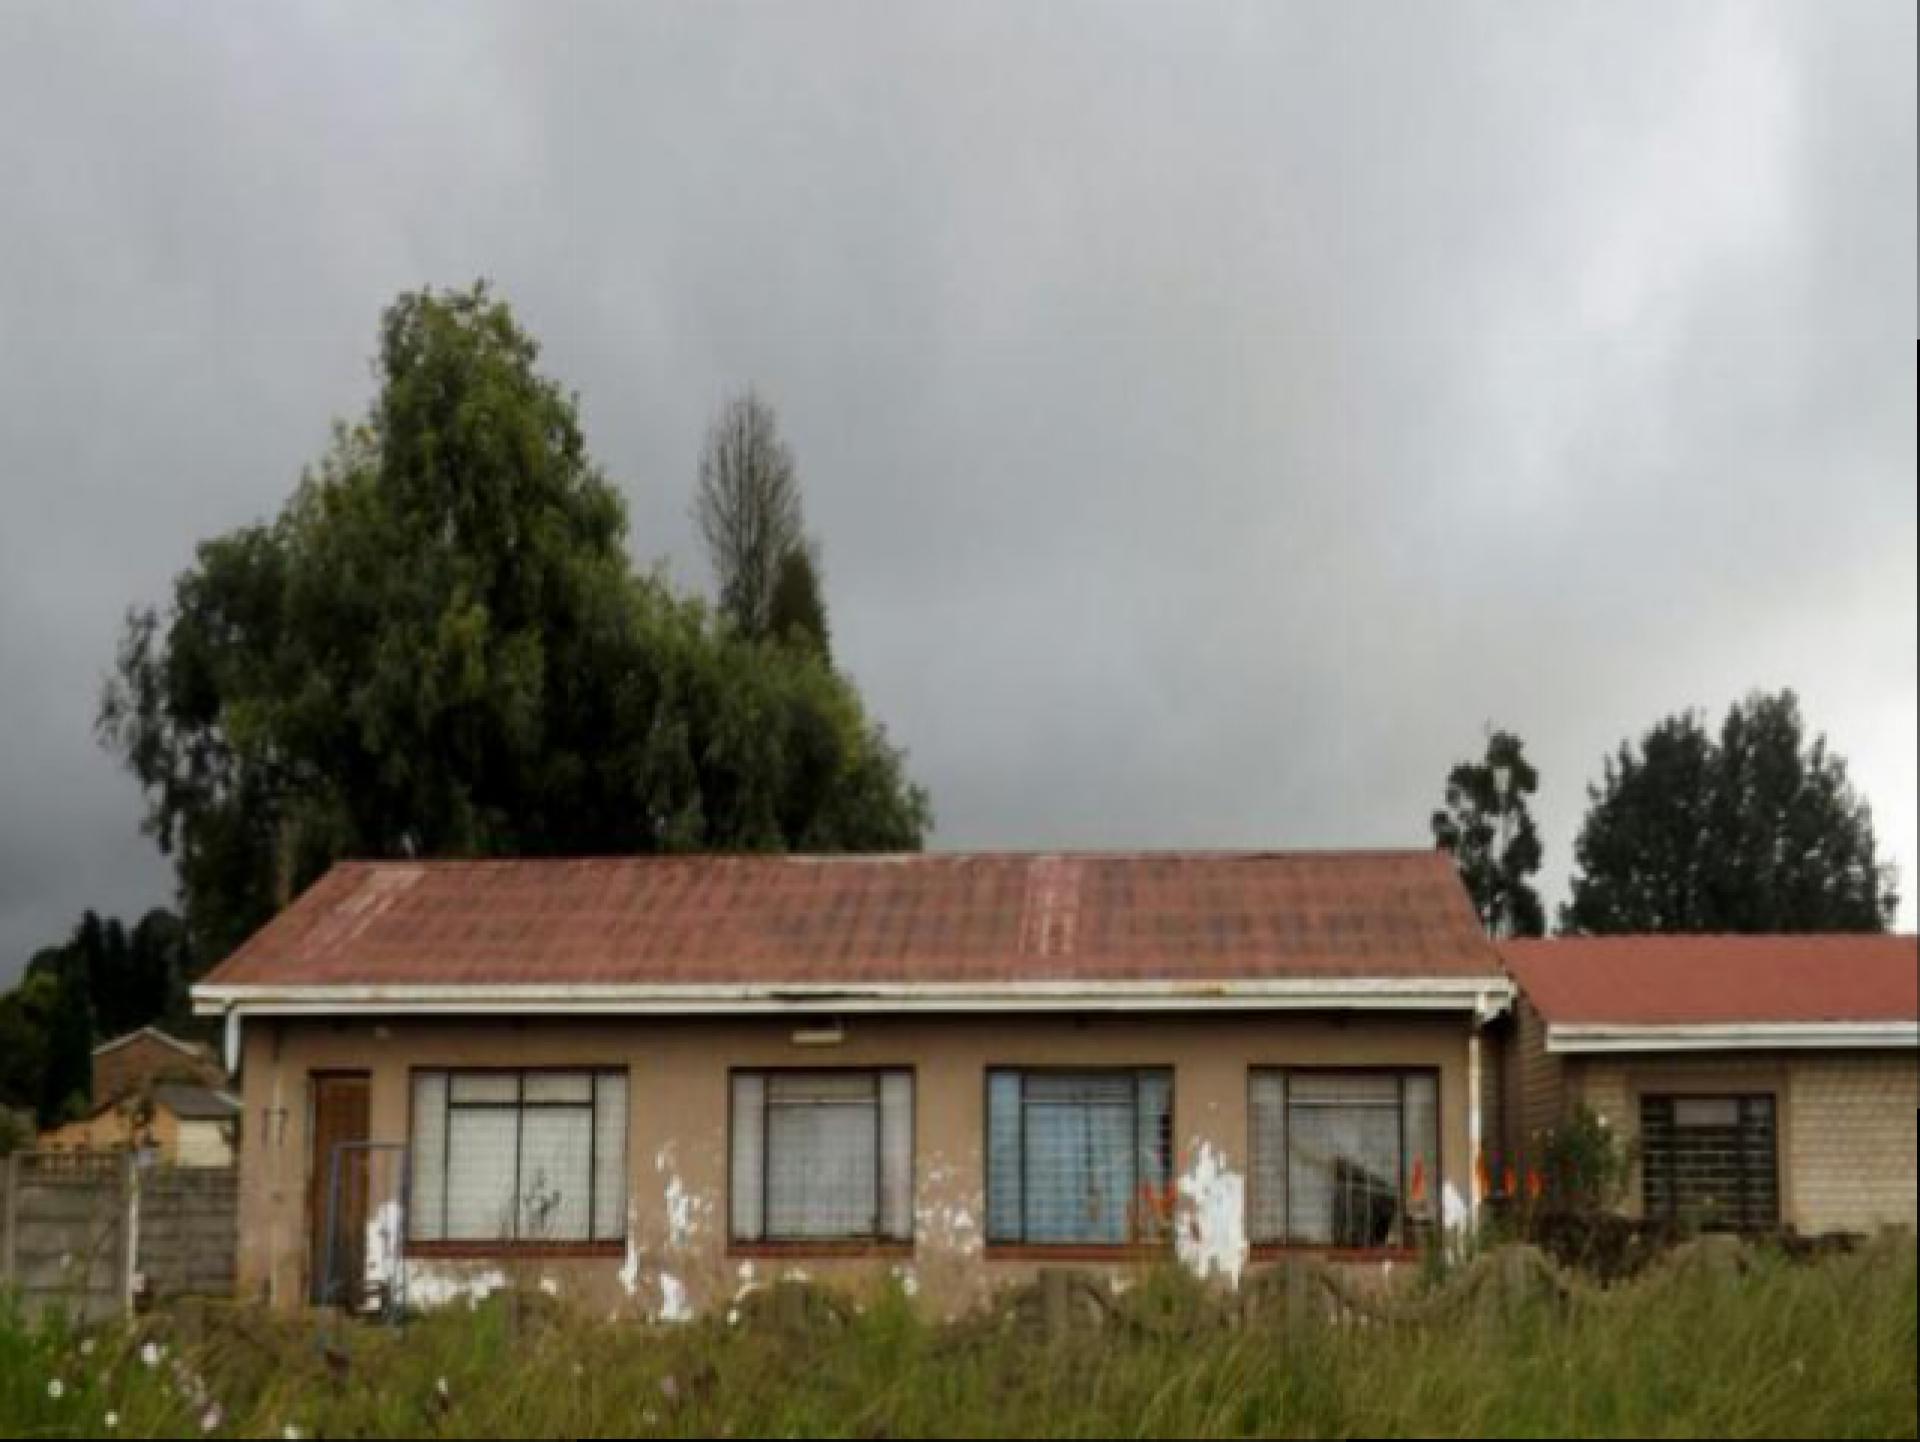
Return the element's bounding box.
[223,1008,243,1074]
[1465,1013,1484,1231]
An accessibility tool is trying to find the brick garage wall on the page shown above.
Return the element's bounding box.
[94,1034,222,1104]
[1511,998,1565,1177]
[1567,1055,1789,1222]
[1785,1052,1918,1235]
[1566,1050,1919,1235]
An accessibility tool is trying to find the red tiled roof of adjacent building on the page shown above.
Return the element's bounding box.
[197,850,1505,991]
[1501,934,1919,1027]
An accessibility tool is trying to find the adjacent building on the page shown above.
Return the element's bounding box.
[37,1026,240,1168]
[1499,934,1918,1236]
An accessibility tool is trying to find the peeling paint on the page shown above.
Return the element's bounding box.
[664,1176,701,1250]
[732,1261,760,1303]
[658,1273,692,1322]
[619,1204,642,1297]
[362,1201,403,1303]
[405,1264,508,1310]
[914,1161,982,1257]
[1442,1183,1467,1229]
[1174,1142,1247,1287]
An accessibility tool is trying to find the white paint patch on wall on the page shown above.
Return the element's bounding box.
[914,1158,982,1256]
[1175,1141,1248,1287]
[658,1272,692,1322]
[362,1200,403,1300]
[619,1203,642,1297]
[733,1261,760,1302]
[1442,1183,1468,1229]
[405,1264,508,1310]
[664,1175,702,1250]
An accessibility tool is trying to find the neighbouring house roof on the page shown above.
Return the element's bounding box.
[1501,934,1920,1053]
[149,1083,242,1122]
[45,1083,241,1138]
[92,1026,214,1063]
[193,852,1509,1018]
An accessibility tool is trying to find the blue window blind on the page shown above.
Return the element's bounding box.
[985,1069,1173,1245]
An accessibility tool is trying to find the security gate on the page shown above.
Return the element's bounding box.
[1640,1094,1779,1232]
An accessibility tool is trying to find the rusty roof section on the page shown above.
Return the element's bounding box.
[199,850,1504,991]
[1501,934,1919,1027]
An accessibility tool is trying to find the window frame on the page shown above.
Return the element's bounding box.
[406,1065,629,1259]
[982,1065,1176,1257]
[1638,1091,1780,1234]
[726,1066,916,1258]
[1246,1065,1442,1259]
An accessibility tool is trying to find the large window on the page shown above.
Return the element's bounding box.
[1249,1070,1439,1250]
[409,1069,628,1246]
[730,1071,914,1245]
[985,1069,1173,1246]
[1640,1094,1778,1232]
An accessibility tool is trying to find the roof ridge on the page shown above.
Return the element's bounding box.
[326,847,1449,869]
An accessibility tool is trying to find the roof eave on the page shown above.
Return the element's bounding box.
[1547,1021,1920,1054]
[193,974,1513,1019]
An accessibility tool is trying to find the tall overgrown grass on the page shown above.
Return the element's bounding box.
[2,1237,1913,1439]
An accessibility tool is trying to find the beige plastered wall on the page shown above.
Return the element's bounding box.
[233,1010,1484,1318]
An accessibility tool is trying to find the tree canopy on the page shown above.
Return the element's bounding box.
[1430,728,1546,938]
[767,544,832,661]
[1562,690,1896,934]
[101,283,930,970]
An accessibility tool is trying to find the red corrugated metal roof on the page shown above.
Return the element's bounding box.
[198,851,1504,990]
[1501,935,1919,1027]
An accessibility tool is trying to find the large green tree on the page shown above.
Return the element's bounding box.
[0,972,57,1122]
[24,909,192,1041]
[1431,729,1546,938]
[101,283,929,968]
[1562,690,1897,934]
[38,950,94,1126]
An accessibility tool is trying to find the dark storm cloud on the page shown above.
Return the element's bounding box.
[1,1,1913,977]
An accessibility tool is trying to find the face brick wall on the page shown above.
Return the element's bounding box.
[1786,1053,1918,1234]
[1567,1049,1918,1236]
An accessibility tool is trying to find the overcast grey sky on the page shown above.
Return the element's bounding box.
[1,1,1914,978]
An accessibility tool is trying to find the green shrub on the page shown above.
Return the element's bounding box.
[1538,1103,1635,1211]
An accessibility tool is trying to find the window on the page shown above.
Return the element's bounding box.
[409,1070,628,1246]
[730,1071,913,1245]
[1248,1070,1439,1250]
[985,1069,1173,1246]
[1641,1094,1777,1232]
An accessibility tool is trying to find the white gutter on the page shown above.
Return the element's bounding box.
[196,975,1511,1019]
[1548,1020,1918,1054]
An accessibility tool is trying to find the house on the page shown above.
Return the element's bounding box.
[1499,935,1919,1236]
[39,1081,242,1168]
[91,1025,226,1104]
[190,852,1514,1314]
[36,1026,239,1168]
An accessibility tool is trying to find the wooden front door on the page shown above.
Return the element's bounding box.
[308,1073,371,1306]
